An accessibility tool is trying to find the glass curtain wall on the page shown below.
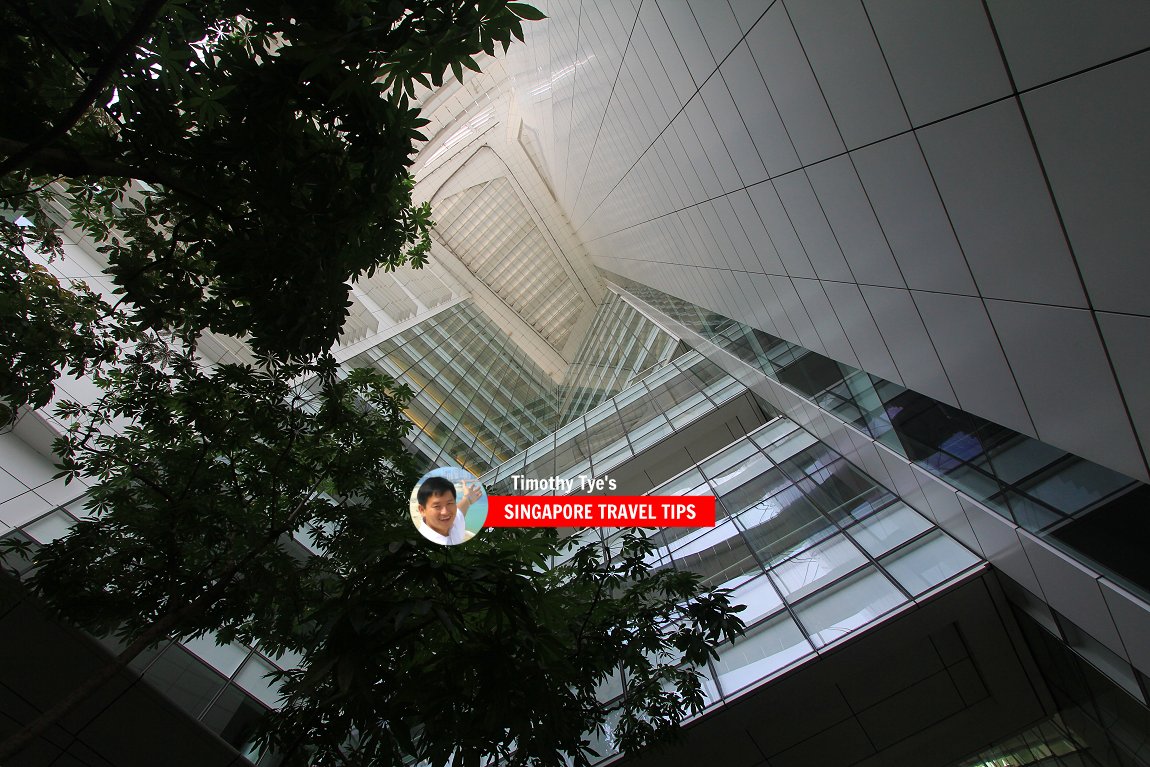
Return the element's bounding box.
[561,417,982,763]
[606,273,1150,600]
[558,291,682,423]
[345,300,562,476]
[483,350,747,494]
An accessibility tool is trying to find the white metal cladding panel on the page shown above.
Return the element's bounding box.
[503,0,1150,481]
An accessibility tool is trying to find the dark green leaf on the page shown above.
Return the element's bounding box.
[507,3,548,21]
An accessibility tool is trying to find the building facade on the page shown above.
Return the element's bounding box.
[3,1,1150,765]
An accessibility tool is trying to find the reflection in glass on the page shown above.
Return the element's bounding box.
[848,501,931,557]
[234,654,282,709]
[719,467,790,517]
[670,523,762,590]
[712,613,812,696]
[739,487,835,565]
[606,275,1144,603]
[769,534,867,602]
[669,396,717,428]
[700,440,761,480]
[182,635,250,678]
[881,531,980,595]
[144,644,227,719]
[803,460,893,525]
[653,468,707,497]
[709,452,775,498]
[793,568,905,647]
[749,418,799,449]
[1019,459,1132,515]
[766,430,819,463]
[202,684,268,748]
[728,574,785,626]
[777,442,836,479]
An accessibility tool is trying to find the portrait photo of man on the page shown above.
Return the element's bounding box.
[411,472,485,546]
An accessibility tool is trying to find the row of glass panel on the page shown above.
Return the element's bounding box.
[570,418,981,762]
[347,296,689,478]
[606,274,1145,597]
[347,300,564,475]
[558,291,681,423]
[482,350,746,492]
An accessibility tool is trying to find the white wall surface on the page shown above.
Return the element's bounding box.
[503,0,1150,482]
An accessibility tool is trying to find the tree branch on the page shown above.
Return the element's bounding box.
[0,176,63,199]
[0,0,171,177]
[0,137,166,185]
[0,137,241,243]
[110,217,189,311]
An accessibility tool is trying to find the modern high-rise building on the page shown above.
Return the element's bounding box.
[3,2,1150,765]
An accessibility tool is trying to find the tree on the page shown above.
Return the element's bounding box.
[0,2,748,764]
[261,530,743,767]
[0,339,421,761]
[1,176,153,426]
[0,0,543,357]
[1,330,745,766]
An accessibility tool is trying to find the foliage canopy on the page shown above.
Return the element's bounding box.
[0,2,749,765]
[0,0,539,357]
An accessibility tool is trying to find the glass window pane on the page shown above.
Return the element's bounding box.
[985,436,1067,484]
[234,655,283,709]
[182,635,250,677]
[557,458,592,484]
[201,684,266,747]
[669,521,762,590]
[591,444,631,474]
[793,568,905,647]
[668,396,716,428]
[143,644,227,719]
[769,534,867,602]
[629,417,673,452]
[803,460,893,525]
[848,502,932,557]
[739,486,835,564]
[552,439,589,476]
[526,437,555,461]
[728,574,785,626]
[23,511,75,544]
[700,440,761,480]
[613,383,648,408]
[583,707,624,762]
[766,430,819,463]
[520,450,556,481]
[880,531,981,595]
[595,667,624,704]
[653,469,707,496]
[554,417,587,444]
[709,452,774,498]
[643,363,683,389]
[707,379,745,404]
[615,396,661,432]
[1002,490,1063,532]
[712,613,812,696]
[779,442,837,478]
[581,399,617,429]
[718,467,790,517]
[1019,458,1134,515]
[750,418,799,449]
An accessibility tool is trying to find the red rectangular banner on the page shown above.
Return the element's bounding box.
[485,495,715,528]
